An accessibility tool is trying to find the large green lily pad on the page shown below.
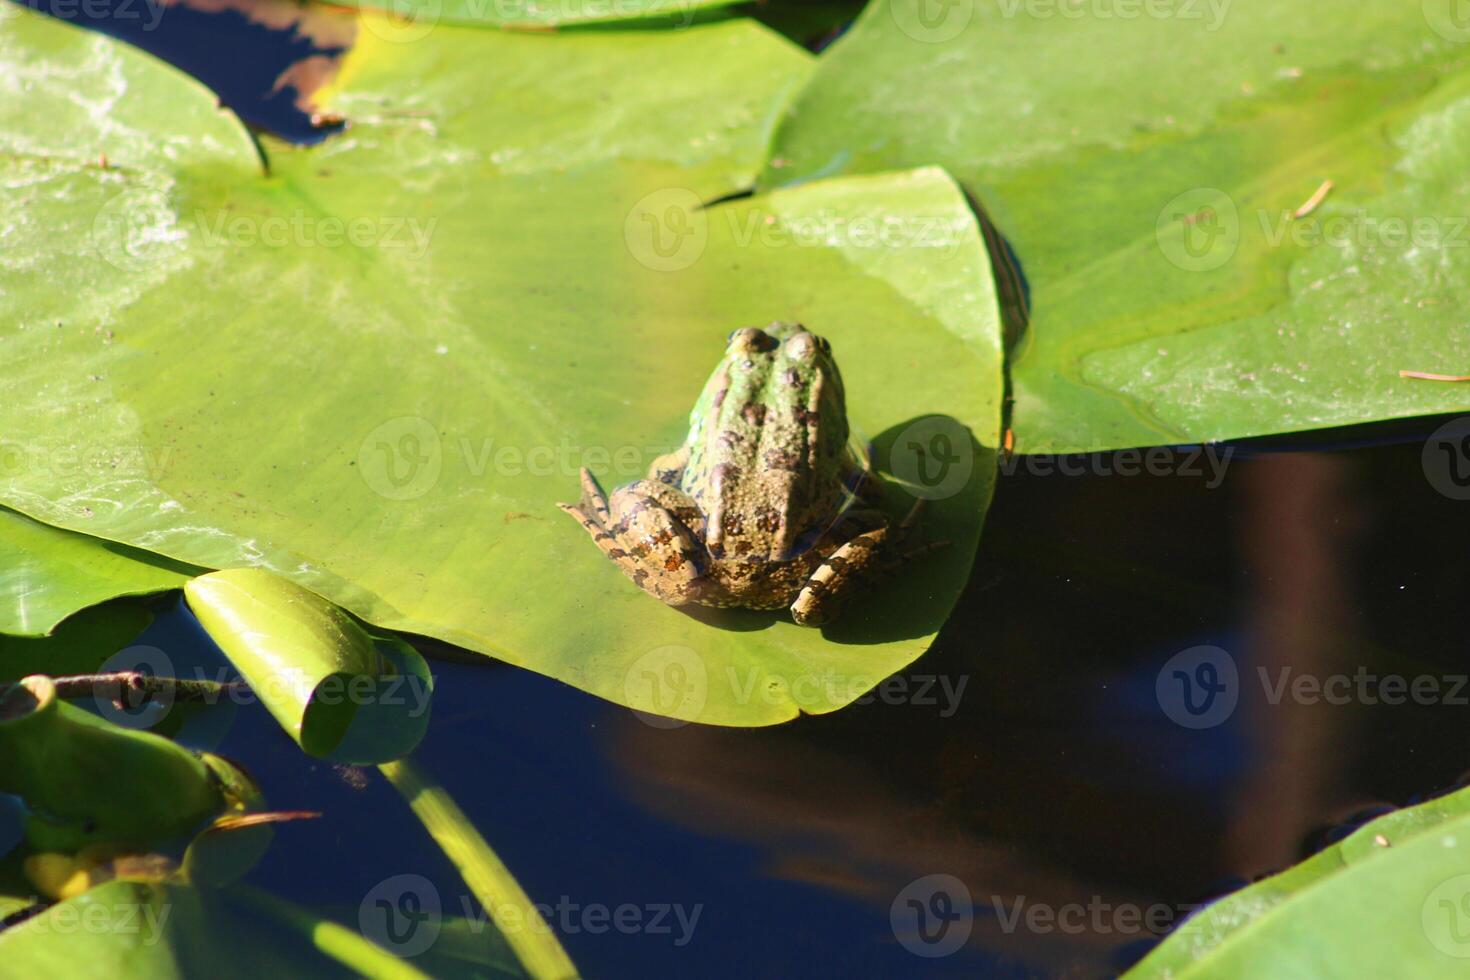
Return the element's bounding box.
[766,0,1470,451]
[1130,786,1470,976]
[0,508,192,636]
[0,11,1001,725]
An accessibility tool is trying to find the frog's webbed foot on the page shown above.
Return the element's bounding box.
[789,498,947,627]
[559,469,709,607]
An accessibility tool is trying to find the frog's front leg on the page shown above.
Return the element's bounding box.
[559,469,709,606]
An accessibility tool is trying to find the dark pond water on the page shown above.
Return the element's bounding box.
[14,1,1470,975]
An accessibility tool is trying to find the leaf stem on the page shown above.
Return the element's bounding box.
[0,672,243,705]
[378,757,579,980]
[230,884,434,980]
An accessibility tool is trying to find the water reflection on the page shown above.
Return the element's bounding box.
[599,431,1470,975]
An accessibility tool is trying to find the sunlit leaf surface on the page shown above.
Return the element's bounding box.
[0,11,1001,725]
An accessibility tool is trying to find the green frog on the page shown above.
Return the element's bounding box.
[559,322,924,626]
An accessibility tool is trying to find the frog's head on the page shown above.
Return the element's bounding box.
[724,322,839,382]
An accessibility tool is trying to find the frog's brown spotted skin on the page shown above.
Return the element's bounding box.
[558,322,924,626]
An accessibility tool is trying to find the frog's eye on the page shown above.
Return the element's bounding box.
[785,332,821,360]
[727,327,776,354]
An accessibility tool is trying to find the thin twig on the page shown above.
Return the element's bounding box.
[1294,179,1334,219]
[0,672,246,705]
[1399,370,1470,382]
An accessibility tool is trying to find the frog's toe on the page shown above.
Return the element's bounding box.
[575,467,611,522]
[557,501,612,544]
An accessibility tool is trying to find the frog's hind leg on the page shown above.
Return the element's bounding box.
[789,526,890,627]
[559,469,710,607]
[789,499,946,627]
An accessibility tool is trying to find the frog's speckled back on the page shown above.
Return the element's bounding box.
[679,322,858,562]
